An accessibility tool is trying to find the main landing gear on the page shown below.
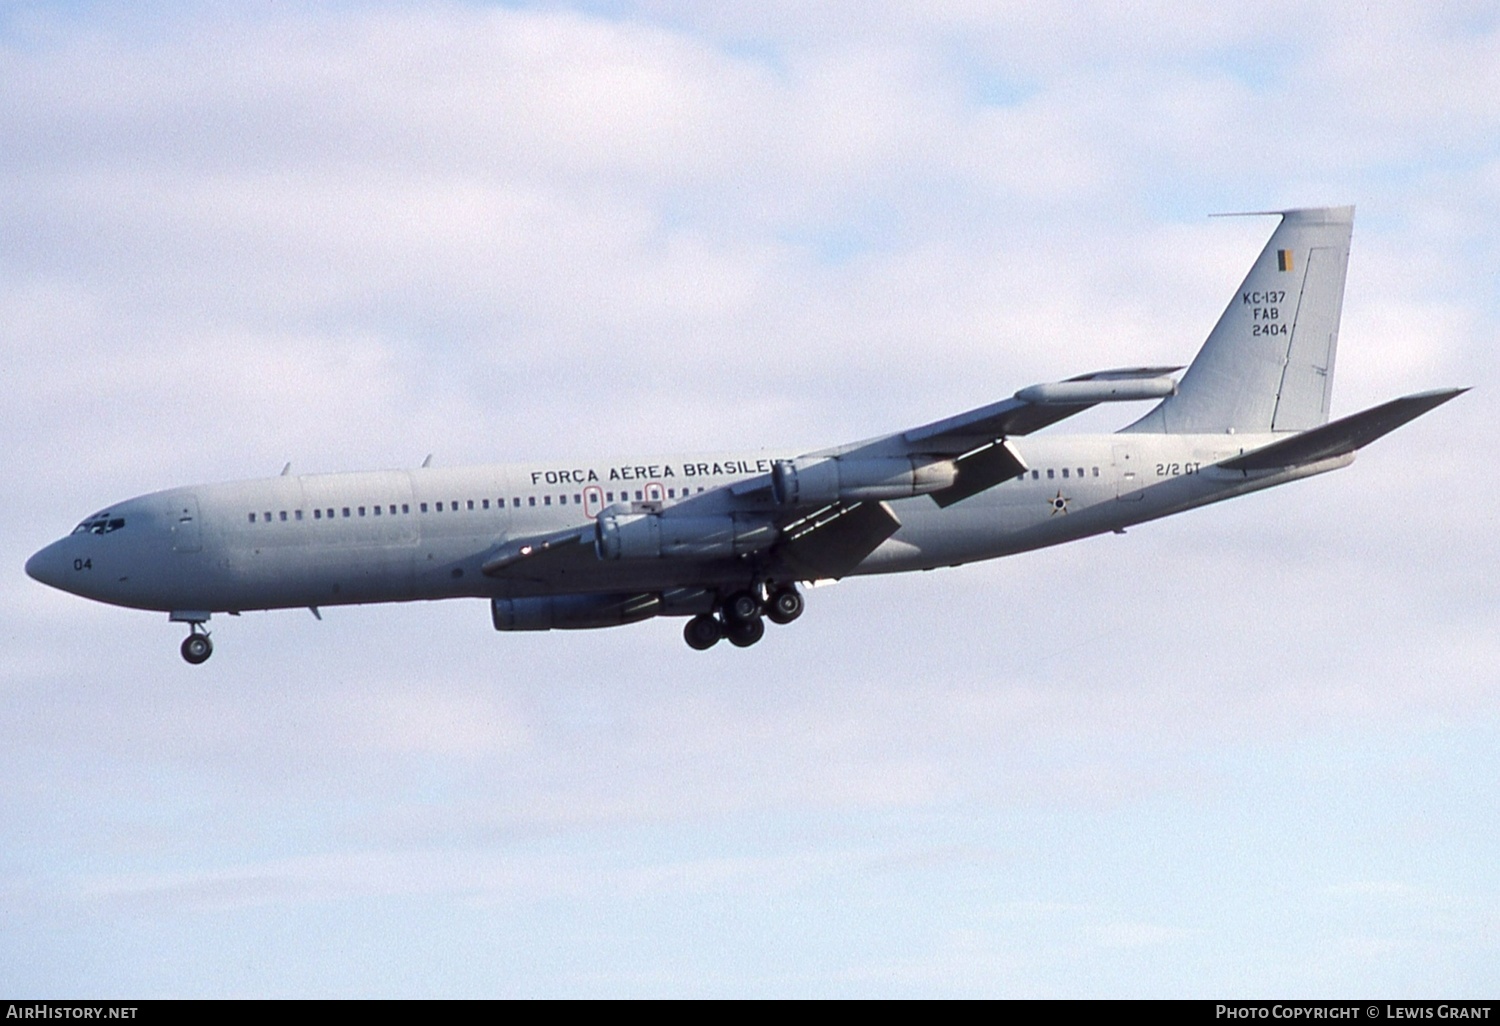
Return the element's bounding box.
[682,584,804,651]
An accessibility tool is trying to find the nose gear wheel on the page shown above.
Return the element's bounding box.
[180,627,213,665]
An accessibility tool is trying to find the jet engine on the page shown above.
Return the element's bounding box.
[594,512,778,561]
[771,455,958,506]
[491,593,661,631]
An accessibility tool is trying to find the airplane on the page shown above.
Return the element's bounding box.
[25,206,1466,664]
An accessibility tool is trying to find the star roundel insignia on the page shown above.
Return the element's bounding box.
[1048,489,1071,516]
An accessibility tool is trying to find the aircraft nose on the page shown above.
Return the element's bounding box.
[25,539,70,590]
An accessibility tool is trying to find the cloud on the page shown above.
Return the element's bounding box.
[2,0,1497,997]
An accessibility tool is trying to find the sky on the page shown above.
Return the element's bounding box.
[1,0,1497,998]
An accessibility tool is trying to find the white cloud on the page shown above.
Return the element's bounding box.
[2,0,1497,997]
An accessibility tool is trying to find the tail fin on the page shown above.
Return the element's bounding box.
[1126,206,1354,435]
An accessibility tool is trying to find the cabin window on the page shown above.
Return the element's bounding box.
[635,490,643,501]
[248,513,256,523]
[314,509,321,520]
[342,508,350,518]
[574,494,582,505]
[1062,468,1069,478]
[402,504,410,513]
[513,498,520,507]
[420,503,428,513]
[452,500,459,510]
[1047,469,1054,479]
[295,510,303,521]
[467,500,475,510]
[559,494,567,505]
[1092,467,1100,477]
[436,502,444,512]
[1031,470,1039,480]
[482,499,490,510]
[528,496,535,507]
[1077,468,1084,478]
[374,505,382,516]
[544,495,552,506]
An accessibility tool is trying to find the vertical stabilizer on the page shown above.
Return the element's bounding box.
[1125,206,1353,435]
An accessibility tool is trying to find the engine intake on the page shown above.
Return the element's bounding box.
[594,513,778,561]
[771,456,957,506]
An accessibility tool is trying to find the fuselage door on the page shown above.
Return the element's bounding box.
[169,493,203,552]
[583,485,604,519]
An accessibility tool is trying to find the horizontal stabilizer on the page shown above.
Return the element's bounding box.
[1219,388,1467,472]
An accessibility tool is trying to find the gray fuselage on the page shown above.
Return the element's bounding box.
[25,432,1343,617]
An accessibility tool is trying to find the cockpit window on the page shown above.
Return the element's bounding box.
[71,514,126,535]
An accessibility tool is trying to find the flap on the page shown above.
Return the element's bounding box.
[774,501,902,580]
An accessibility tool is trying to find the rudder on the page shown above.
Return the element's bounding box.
[1126,206,1353,435]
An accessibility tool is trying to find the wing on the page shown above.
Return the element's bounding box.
[482,366,1183,583]
[818,365,1182,459]
[727,365,1181,508]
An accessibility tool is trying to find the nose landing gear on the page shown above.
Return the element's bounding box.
[180,626,213,665]
[171,611,214,664]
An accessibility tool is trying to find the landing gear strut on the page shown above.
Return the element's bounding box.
[180,625,213,665]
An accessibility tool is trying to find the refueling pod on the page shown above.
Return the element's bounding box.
[1015,376,1177,405]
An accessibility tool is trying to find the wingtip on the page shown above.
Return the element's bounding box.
[1412,386,1470,401]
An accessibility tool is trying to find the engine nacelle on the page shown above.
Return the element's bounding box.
[771,456,958,506]
[594,513,778,561]
[491,593,661,631]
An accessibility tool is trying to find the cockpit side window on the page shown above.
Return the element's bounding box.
[71,513,126,535]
